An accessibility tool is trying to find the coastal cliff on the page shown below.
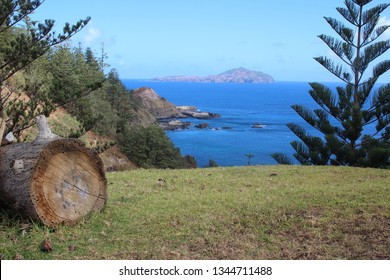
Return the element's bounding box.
[131,87,185,125]
[131,87,220,129]
[154,67,275,83]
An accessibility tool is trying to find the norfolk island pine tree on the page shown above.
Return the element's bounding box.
[272,0,390,168]
[0,0,91,143]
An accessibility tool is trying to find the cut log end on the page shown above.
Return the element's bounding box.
[32,139,107,226]
[0,139,107,226]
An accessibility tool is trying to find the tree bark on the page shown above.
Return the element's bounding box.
[0,109,5,146]
[0,116,107,226]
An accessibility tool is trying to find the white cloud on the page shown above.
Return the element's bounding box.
[378,17,390,40]
[84,26,102,45]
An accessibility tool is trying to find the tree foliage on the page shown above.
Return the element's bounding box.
[0,0,90,85]
[273,0,390,168]
[0,1,191,170]
[1,43,107,139]
[67,67,135,136]
[0,0,90,142]
[122,125,184,169]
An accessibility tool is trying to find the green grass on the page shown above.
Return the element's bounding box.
[1,165,390,260]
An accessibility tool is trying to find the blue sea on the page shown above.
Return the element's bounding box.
[123,80,333,167]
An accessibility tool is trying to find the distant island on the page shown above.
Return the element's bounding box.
[153,67,275,83]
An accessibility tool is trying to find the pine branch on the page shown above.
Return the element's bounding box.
[364,113,390,126]
[0,1,18,27]
[313,108,335,134]
[356,122,390,148]
[0,17,90,84]
[336,85,353,111]
[372,60,390,79]
[287,123,331,161]
[309,83,342,121]
[359,40,390,74]
[291,105,317,127]
[291,140,312,165]
[271,153,293,165]
[0,0,45,33]
[314,56,353,83]
[324,17,356,46]
[362,24,390,46]
[362,3,390,26]
[318,35,354,65]
[337,0,359,25]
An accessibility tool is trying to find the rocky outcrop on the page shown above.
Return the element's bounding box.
[195,123,209,129]
[154,67,274,84]
[131,87,221,130]
[176,106,197,111]
[177,106,221,120]
[158,120,191,130]
[181,111,221,119]
[132,87,185,118]
[131,87,185,125]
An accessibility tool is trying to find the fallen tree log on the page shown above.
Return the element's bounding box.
[0,116,107,226]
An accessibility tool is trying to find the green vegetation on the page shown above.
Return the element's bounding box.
[1,165,389,260]
[207,159,219,168]
[273,0,390,168]
[0,0,90,141]
[122,125,184,169]
[5,45,106,138]
[1,0,389,261]
[0,1,188,169]
[20,45,187,168]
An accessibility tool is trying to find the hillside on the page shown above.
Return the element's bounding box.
[1,165,389,260]
[154,67,275,83]
[20,107,137,171]
[4,84,195,171]
[131,87,185,125]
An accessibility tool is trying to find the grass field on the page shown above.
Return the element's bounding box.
[1,165,389,260]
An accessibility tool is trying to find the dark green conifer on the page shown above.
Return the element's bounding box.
[273,0,390,168]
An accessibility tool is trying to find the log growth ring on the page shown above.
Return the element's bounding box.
[30,139,107,226]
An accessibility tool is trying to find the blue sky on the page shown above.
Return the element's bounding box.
[35,0,390,82]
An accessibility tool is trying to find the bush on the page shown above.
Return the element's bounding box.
[122,125,184,169]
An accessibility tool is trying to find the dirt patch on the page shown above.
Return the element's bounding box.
[100,146,137,171]
[272,209,390,259]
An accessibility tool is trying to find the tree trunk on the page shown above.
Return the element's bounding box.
[0,116,107,226]
[0,109,5,146]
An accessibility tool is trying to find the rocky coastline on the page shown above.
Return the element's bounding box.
[131,87,266,132]
[176,106,221,119]
[158,106,221,130]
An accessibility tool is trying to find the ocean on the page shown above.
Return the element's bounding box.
[122,80,332,167]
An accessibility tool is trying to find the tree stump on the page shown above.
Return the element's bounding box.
[0,117,107,226]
